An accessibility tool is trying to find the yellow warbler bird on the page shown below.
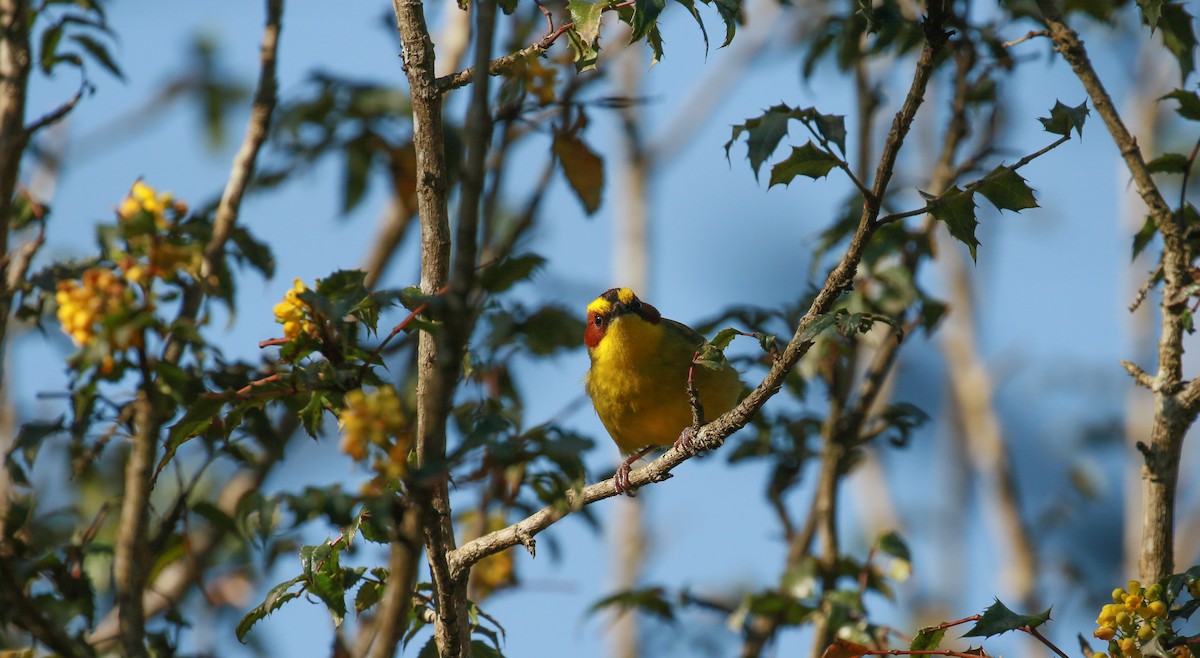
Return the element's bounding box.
[583,288,742,493]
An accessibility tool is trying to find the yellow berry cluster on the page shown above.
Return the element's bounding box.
[1093,580,1186,658]
[115,181,198,284]
[118,180,185,229]
[55,267,139,348]
[338,387,410,481]
[273,278,318,341]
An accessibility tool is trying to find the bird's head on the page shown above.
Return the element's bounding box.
[584,288,661,349]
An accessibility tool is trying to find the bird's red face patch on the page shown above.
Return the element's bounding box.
[585,309,607,348]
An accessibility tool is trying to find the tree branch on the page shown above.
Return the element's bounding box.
[201,0,282,282]
[0,0,32,386]
[112,393,156,658]
[1035,0,1192,583]
[164,0,283,366]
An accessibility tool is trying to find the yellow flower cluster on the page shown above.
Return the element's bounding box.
[55,268,137,347]
[1093,580,1187,658]
[118,180,184,229]
[273,278,318,341]
[338,386,410,480]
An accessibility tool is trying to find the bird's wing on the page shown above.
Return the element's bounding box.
[660,318,705,347]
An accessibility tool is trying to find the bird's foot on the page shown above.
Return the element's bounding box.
[614,447,655,496]
[673,426,697,455]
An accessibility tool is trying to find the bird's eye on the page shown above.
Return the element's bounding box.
[629,299,641,311]
[593,315,604,327]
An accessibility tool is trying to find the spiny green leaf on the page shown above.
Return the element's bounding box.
[1038,100,1089,137]
[963,599,1052,638]
[159,396,225,478]
[71,33,122,80]
[630,0,667,41]
[354,581,384,615]
[567,0,604,49]
[1138,0,1164,29]
[565,26,601,72]
[1133,215,1158,261]
[1158,2,1197,81]
[797,311,839,344]
[1148,152,1191,174]
[769,141,838,187]
[1162,89,1200,121]
[236,575,305,642]
[976,166,1038,212]
[39,23,64,74]
[589,587,677,623]
[875,531,911,561]
[707,327,743,351]
[727,104,794,179]
[342,133,374,212]
[710,0,742,48]
[927,186,979,261]
[810,110,847,154]
[909,627,946,651]
[553,132,605,213]
[479,254,545,293]
[674,0,709,53]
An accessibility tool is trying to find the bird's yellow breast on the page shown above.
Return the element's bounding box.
[585,315,740,454]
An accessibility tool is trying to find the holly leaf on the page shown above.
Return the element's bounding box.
[565,26,601,72]
[1158,2,1197,81]
[553,132,605,214]
[910,627,946,651]
[236,575,305,642]
[926,186,980,261]
[589,587,677,623]
[1162,89,1200,121]
[1138,0,1164,29]
[797,311,839,344]
[159,396,225,479]
[710,0,742,48]
[726,104,794,178]
[963,599,1052,638]
[568,0,605,49]
[976,166,1038,212]
[674,0,709,53]
[810,110,847,154]
[479,254,545,292]
[875,531,911,561]
[1038,100,1089,137]
[1148,152,1191,174]
[630,0,667,41]
[769,142,838,186]
[1133,215,1158,260]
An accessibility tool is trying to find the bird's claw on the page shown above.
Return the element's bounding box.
[614,461,636,496]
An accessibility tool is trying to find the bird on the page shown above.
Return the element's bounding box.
[583,288,742,494]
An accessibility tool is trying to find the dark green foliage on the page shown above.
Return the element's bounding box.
[963,599,1052,638]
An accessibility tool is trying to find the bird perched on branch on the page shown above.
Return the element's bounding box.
[583,288,742,494]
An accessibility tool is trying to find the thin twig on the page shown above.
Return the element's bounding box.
[1001,29,1048,48]
[24,78,89,136]
[201,0,282,282]
[1121,360,1155,389]
[435,0,636,93]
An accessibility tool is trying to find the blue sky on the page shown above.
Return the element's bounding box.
[11,1,1196,656]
